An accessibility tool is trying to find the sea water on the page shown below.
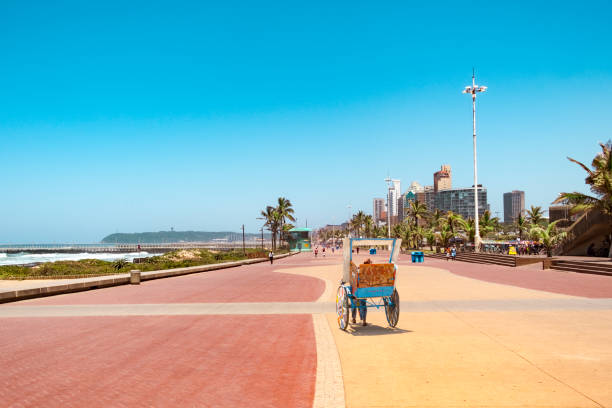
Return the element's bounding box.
[0,251,158,266]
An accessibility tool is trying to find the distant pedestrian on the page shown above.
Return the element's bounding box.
[446,247,451,261]
[322,247,326,257]
[315,248,318,257]
[451,245,457,261]
[268,251,274,264]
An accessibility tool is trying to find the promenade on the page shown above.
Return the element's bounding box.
[1,252,611,407]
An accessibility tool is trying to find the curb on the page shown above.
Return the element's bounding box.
[0,252,296,304]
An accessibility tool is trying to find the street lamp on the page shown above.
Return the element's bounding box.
[346,205,352,238]
[384,177,392,238]
[462,70,487,252]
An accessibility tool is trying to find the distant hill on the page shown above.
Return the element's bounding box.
[101,230,269,244]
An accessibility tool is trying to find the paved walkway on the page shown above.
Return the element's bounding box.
[2,251,612,407]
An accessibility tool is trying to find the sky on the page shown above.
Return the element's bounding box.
[1,1,611,243]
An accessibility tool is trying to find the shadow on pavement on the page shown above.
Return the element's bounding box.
[347,324,412,336]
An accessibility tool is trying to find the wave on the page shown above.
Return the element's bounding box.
[0,253,6,258]
[0,251,158,266]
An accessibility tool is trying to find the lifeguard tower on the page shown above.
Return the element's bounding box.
[287,228,312,252]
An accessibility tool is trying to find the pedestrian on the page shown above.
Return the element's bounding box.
[446,247,451,261]
[268,250,274,264]
[356,247,360,254]
[322,247,326,257]
[451,245,457,261]
[315,248,318,257]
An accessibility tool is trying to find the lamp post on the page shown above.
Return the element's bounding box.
[462,70,487,252]
[346,205,352,238]
[384,177,392,238]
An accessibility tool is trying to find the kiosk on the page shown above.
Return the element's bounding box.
[287,227,312,252]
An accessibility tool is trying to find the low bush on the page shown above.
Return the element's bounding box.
[0,248,288,279]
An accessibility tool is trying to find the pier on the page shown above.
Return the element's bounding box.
[0,242,272,254]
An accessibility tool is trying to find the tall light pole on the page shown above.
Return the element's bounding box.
[384,177,392,238]
[346,205,352,238]
[463,70,487,252]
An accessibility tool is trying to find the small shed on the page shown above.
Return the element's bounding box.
[287,228,312,252]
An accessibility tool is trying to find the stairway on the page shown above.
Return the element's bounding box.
[426,252,518,267]
[550,260,612,276]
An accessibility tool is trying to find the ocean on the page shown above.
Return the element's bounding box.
[0,251,158,266]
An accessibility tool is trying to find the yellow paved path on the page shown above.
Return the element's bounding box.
[284,260,612,408]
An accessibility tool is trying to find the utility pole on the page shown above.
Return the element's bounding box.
[463,69,487,252]
[242,224,245,255]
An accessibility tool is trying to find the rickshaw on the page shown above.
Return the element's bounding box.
[336,238,401,330]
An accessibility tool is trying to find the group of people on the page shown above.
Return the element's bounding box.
[514,243,544,255]
[314,245,336,257]
[445,245,457,261]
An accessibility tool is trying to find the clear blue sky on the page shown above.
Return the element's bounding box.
[1,1,611,242]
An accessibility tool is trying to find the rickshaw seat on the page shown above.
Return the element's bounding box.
[349,262,395,291]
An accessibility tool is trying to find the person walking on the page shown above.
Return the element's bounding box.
[268,250,274,264]
[451,245,457,261]
[446,247,451,261]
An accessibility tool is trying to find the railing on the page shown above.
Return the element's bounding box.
[554,210,611,255]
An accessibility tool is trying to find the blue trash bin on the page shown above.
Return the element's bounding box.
[411,252,417,263]
[369,248,376,255]
[412,251,424,263]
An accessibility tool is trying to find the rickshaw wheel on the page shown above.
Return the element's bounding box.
[384,289,400,327]
[336,286,349,330]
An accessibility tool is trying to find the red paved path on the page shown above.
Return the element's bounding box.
[399,257,612,298]
[1,253,322,407]
[0,314,315,408]
[14,255,325,305]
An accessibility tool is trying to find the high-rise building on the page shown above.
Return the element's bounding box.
[408,181,424,193]
[433,165,452,192]
[388,179,401,217]
[503,190,525,224]
[399,191,416,223]
[416,185,436,212]
[373,198,385,223]
[434,185,488,219]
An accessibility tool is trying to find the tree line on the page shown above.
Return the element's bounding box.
[317,201,563,254]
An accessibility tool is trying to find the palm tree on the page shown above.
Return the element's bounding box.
[529,220,568,257]
[363,215,374,238]
[350,211,366,237]
[554,141,612,256]
[429,209,444,231]
[374,225,387,238]
[424,228,436,251]
[515,213,529,240]
[276,197,296,247]
[526,205,545,226]
[409,201,428,227]
[459,217,476,244]
[412,225,425,249]
[479,210,500,236]
[445,211,463,235]
[260,206,281,250]
[436,224,454,248]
